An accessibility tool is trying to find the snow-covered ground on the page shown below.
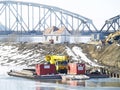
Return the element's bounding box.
[0,43,44,67]
[0,66,27,75]
[0,43,101,75]
[66,46,101,67]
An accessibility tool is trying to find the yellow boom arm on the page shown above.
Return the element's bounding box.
[45,55,69,64]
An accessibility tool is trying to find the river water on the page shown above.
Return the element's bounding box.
[0,75,120,90]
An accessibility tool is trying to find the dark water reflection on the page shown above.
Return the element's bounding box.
[0,75,120,90]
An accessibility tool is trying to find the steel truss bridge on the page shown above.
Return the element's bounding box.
[0,1,97,35]
[0,1,120,36]
[100,15,120,33]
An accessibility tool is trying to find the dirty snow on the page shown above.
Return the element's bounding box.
[66,46,101,67]
[0,43,102,75]
[0,43,44,67]
[0,66,27,75]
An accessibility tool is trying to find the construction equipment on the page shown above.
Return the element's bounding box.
[45,55,69,73]
[105,30,120,44]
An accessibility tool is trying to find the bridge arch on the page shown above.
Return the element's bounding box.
[100,15,120,33]
[0,1,97,35]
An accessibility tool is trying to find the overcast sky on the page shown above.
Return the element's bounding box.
[14,0,120,30]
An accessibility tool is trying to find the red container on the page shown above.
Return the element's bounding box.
[68,63,85,75]
[36,64,56,75]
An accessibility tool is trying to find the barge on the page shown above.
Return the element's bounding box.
[86,69,109,78]
[7,69,90,80]
[8,69,109,80]
[7,60,109,80]
[8,69,62,80]
[86,74,109,78]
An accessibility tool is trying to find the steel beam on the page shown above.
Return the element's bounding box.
[100,15,120,32]
[0,1,97,35]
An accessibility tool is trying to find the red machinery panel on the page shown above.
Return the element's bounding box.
[36,64,56,75]
[68,63,85,75]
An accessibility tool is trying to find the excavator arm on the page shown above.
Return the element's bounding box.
[105,30,120,44]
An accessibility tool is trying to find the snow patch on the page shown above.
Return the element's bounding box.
[0,65,27,75]
[66,46,101,67]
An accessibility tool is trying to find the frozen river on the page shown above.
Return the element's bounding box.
[0,75,120,90]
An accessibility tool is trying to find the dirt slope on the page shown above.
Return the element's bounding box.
[0,42,120,72]
[80,43,120,70]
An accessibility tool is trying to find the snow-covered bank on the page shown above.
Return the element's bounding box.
[0,43,44,67]
[0,66,27,75]
[0,43,102,75]
[0,43,44,75]
[66,46,101,67]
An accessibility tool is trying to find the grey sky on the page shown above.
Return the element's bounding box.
[15,0,120,29]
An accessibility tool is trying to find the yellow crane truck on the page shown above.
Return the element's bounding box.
[45,55,69,73]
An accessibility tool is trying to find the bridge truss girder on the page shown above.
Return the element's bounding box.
[100,15,120,32]
[0,1,97,35]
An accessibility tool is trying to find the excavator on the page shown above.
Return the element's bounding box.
[45,55,69,73]
[105,30,120,44]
